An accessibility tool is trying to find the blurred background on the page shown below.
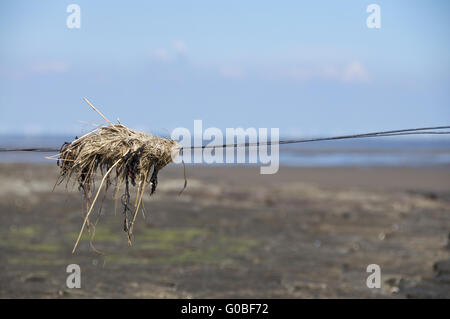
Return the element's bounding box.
[1,0,450,165]
[0,1,449,298]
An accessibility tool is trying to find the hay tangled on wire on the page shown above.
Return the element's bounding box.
[50,99,184,253]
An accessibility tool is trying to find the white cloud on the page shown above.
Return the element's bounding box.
[148,48,171,62]
[284,61,369,83]
[320,65,340,80]
[31,61,69,74]
[173,40,188,55]
[341,61,369,83]
[219,66,244,79]
[148,40,189,62]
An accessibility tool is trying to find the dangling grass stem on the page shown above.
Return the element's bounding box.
[72,157,123,254]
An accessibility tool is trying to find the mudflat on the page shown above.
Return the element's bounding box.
[0,163,449,298]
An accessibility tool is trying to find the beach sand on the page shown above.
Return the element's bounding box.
[0,163,449,298]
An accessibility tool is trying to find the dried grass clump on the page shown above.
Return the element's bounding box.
[51,99,183,253]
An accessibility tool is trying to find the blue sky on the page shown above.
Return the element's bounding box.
[0,0,449,136]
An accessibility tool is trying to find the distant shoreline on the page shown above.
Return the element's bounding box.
[1,135,450,166]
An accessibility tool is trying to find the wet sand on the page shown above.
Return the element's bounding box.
[0,163,449,298]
